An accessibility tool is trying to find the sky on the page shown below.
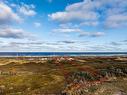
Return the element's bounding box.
[0,0,127,52]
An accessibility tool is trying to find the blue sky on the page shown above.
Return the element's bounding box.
[0,0,127,52]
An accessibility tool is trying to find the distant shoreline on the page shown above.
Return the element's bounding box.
[0,55,127,57]
[0,52,127,57]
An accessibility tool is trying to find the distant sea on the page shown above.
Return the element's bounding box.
[0,52,127,57]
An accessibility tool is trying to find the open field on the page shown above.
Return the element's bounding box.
[0,56,127,95]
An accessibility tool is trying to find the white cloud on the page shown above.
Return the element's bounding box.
[0,2,22,25]
[53,28,81,33]
[49,0,127,28]
[0,27,31,39]
[34,22,41,27]
[79,32,105,37]
[48,11,98,23]
[105,14,127,28]
[0,40,126,52]
[19,3,36,16]
[80,21,99,26]
[110,42,122,46]
[48,0,99,26]
[53,28,104,37]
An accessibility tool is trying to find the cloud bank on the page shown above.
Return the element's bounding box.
[49,0,127,28]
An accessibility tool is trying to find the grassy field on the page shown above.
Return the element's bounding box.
[0,56,127,95]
